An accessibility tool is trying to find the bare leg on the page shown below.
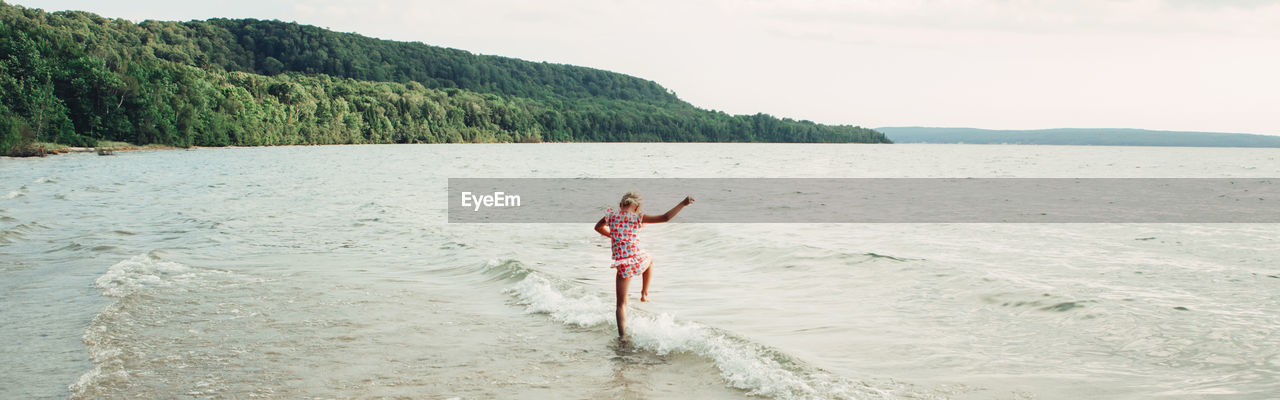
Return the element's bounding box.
[615,274,630,338]
[640,261,653,302]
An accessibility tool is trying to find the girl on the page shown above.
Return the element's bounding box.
[594,191,694,338]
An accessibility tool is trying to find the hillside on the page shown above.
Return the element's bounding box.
[879,127,1280,148]
[0,1,888,155]
[199,18,680,105]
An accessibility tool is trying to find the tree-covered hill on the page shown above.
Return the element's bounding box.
[0,1,888,155]
[201,18,680,105]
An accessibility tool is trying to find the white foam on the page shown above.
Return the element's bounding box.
[508,275,611,327]
[94,253,199,298]
[72,254,232,397]
[505,274,914,399]
[73,254,200,397]
[67,351,127,398]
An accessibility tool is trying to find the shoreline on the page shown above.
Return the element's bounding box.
[10,139,1272,159]
[3,141,894,158]
[2,143,183,158]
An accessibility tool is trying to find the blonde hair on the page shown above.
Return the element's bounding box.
[619,191,642,210]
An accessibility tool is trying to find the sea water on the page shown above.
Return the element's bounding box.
[1,143,1277,399]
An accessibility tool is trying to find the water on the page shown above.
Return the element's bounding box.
[2,143,1278,399]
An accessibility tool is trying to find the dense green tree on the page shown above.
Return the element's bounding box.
[0,1,888,155]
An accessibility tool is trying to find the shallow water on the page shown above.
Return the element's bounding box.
[1,143,1278,399]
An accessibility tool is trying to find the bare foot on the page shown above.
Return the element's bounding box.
[640,292,649,302]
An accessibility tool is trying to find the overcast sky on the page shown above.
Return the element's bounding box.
[18,0,1280,135]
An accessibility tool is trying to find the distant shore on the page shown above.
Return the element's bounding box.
[878,127,1280,148]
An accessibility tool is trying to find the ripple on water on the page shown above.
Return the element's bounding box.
[45,242,84,253]
[1,222,50,244]
[981,292,1097,313]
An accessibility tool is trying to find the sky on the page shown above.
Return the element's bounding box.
[16,0,1280,135]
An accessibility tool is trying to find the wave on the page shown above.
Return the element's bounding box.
[0,230,21,244]
[862,252,911,262]
[492,259,927,400]
[0,222,48,244]
[980,292,1097,314]
[45,242,84,253]
[92,252,213,298]
[423,258,538,283]
[70,253,231,397]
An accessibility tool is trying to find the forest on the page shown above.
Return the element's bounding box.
[0,1,888,156]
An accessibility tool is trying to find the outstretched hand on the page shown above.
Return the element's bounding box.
[642,196,694,224]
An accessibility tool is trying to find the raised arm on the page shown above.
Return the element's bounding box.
[594,217,610,237]
[643,196,695,224]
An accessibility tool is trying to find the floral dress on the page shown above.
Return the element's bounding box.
[604,208,651,279]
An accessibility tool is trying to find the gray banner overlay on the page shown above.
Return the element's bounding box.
[448,178,1280,223]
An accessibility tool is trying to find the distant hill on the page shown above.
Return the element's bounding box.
[200,18,681,106]
[0,2,887,156]
[878,127,1280,148]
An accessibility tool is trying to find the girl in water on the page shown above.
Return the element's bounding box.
[594,191,694,338]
